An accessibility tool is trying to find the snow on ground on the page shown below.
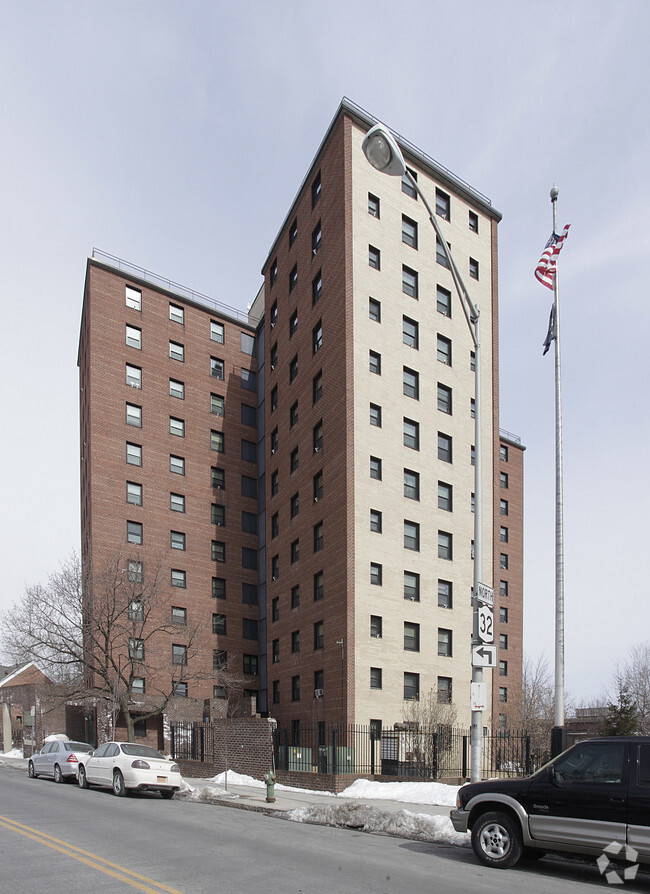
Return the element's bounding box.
[287,803,469,846]
[0,748,24,759]
[338,778,460,806]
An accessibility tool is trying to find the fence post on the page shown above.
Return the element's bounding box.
[332,727,338,775]
[432,732,438,779]
[462,734,468,779]
[525,734,531,775]
[170,724,175,759]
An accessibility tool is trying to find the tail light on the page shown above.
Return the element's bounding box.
[131,760,150,769]
[170,763,180,773]
[66,754,79,763]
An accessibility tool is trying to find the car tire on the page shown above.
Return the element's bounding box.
[112,770,127,797]
[160,790,175,800]
[53,764,63,783]
[471,810,523,869]
[28,761,38,779]
[78,765,90,789]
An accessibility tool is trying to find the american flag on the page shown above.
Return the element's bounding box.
[535,224,570,289]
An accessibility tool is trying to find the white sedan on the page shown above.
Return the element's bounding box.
[77,741,182,798]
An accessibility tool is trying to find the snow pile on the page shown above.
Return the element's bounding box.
[178,783,240,803]
[43,733,69,742]
[0,748,24,759]
[338,778,460,806]
[210,770,263,787]
[287,802,469,845]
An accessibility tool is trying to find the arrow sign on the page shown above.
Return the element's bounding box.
[472,644,497,668]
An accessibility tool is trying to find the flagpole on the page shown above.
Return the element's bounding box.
[550,185,566,754]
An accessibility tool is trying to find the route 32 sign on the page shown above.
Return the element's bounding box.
[477,604,494,643]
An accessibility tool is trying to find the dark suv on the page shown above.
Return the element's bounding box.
[451,737,650,869]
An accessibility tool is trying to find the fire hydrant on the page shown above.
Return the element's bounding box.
[264,769,276,803]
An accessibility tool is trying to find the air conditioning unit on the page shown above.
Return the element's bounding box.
[314,688,324,699]
[371,633,381,638]
[314,446,320,453]
[271,448,275,455]
[314,496,319,503]
[272,575,277,581]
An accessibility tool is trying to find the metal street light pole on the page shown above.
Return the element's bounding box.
[362,125,487,782]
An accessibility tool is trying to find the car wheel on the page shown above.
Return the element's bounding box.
[53,764,63,783]
[78,765,90,789]
[471,811,523,869]
[28,761,38,779]
[160,790,174,800]
[112,770,127,797]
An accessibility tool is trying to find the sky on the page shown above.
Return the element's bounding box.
[1,0,648,705]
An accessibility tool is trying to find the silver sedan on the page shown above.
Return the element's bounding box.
[28,740,95,783]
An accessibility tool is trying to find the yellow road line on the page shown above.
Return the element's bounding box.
[0,815,186,894]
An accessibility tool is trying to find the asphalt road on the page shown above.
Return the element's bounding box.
[2,764,650,894]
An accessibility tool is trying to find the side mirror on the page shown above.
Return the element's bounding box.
[547,764,562,787]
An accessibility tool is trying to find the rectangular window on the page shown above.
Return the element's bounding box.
[369,245,380,270]
[132,677,145,694]
[370,615,383,639]
[438,628,452,657]
[290,492,299,518]
[402,168,417,198]
[312,270,322,305]
[210,320,225,344]
[436,188,450,221]
[437,285,451,317]
[291,539,300,563]
[212,577,226,600]
[312,171,321,207]
[169,379,184,400]
[127,521,142,545]
[170,455,184,475]
[500,472,509,488]
[438,579,452,609]
[403,366,419,400]
[370,456,382,481]
[126,403,142,427]
[469,210,479,233]
[127,560,143,582]
[125,286,142,310]
[500,607,509,623]
[402,316,418,348]
[404,469,419,500]
[402,214,418,249]
[212,466,225,490]
[313,420,323,452]
[438,481,453,512]
[500,444,509,462]
[127,442,142,466]
[126,364,141,388]
[314,571,324,601]
[404,571,420,602]
[312,320,323,353]
[438,530,453,560]
[241,368,256,391]
[169,341,184,362]
[370,403,382,428]
[313,620,324,650]
[312,221,321,255]
[290,446,299,473]
[291,630,300,654]
[170,493,185,513]
[243,619,259,640]
[170,531,186,551]
[212,613,227,635]
[169,303,184,324]
[172,644,187,666]
[289,217,297,246]
[243,654,259,676]
[313,470,323,500]
[438,677,452,703]
[404,520,420,551]
[370,563,383,586]
[437,335,452,366]
[313,521,323,552]
[289,264,298,292]
[436,237,450,269]
[469,257,479,280]
[403,417,420,451]
[212,540,225,563]
[437,383,452,415]
[211,394,225,416]
[370,509,382,533]
[404,672,419,701]
[213,650,228,670]
[312,371,322,404]
[290,676,300,701]
[404,622,420,652]
[241,404,256,427]
[171,569,186,589]
[210,430,224,453]
[368,192,380,218]
[370,667,383,690]
[500,634,508,650]
[500,580,509,598]
[438,432,452,463]
[126,481,142,506]
[369,298,381,322]
[402,265,418,298]
[210,357,225,380]
[289,354,298,382]
[126,325,141,350]
[169,417,185,437]
[242,510,256,534]
[369,351,381,375]
[129,638,144,660]
[500,553,509,570]
[291,585,300,608]
[500,526,509,543]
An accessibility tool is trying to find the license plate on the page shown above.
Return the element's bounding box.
[157,776,167,783]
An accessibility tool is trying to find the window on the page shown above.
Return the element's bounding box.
[404,672,419,701]
[403,417,420,450]
[500,607,509,623]
[438,676,452,703]
[126,364,141,388]
[127,521,142,544]
[289,217,297,247]
[438,579,452,609]
[126,443,142,466]
[132,677,145,694]
[169,303,184,324]
[211,540,225,563]
[370,509,382,533]
[270,470,278,496]
[126,325,141,349]
[272,680,280,704]
[313,521,323,552]
[242,403,256,428]
[240,332,255,354]
[402,167,417,198]
[314,571,324,601]
[402,265,418,298]
[312,371,322,404]
[436,237,450,268]
[313,420,323,451]
[469,210,479,233]
[500,553,509,570]
[270,385,278,412]
[370,667,383,690]
[290,676,299,702]
[438,432,452,463]
[125,286,141,310]
[211,394,225,416]
[127,560,143,582]
[500,634,508,650]
[209,430,224,454]
[311,221,321,255]
[314,620,324,650]
[172,606,187,625]
[470,350,476,372]
[499,687,508,703]
[213,577,226,600]
[369,245,380,270]
[243,618,259,641]
[287,401,298,429]
[291,585,300,608]
[500,526,509,543]
[500,444,509,462]
[212,613,227,635]
[212,466,225,489]
[169,341,184,362]
[291,539,300,563]
[169,379,184,400]
[171,645,187,668]
[369,350,381,375]
[500,580,509,598]
[370,403,382,428]
[168,455,184,476]
[498,660,508,678]
[270,596,280,623]
[500,472,509,488]
[312,171,321,207]
[404,520,420,551]
[129,638,144,660]
[289,264,298,292]
[243,654,258,676]
[400,569,421,605]
[169,417,185,438]
[271,555,279,580]
[241,510,256,534]
[271,512,279,539]
[402,214,418,249]
[213,650,227,670]
[471,445,476,466]
[437,335,452,366]
[126,403,141,427]
[368,192,380,217]
[438,531,452,560]
[403,366,419,399]
[438,482,453,512]
[370,615,382,639]
[404,622,420,652]
[126,481,142,506]
[312,320,323,354]
[128,600,143,621]
[210,321,224,344]
[170,530,186,551]
[210,357,224,380]
[313,470,323,501]
[369,298,381,322]
[469,257,479,280]
[290,492,299,518]
[291,630,300,654]
[402,316,418,348]
[435,382,452,415]
[289,354,298,382]
[370,563,383,586]
[435,188,450,220]
[241,368,256,391]
[470,398,476,419]
[170,493,185,513]
[438,628,452,657]
[370,456,382,480]
[312,270,322,305]
[437,285,451,317]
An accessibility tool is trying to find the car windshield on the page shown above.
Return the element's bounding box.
[64,742,93,753]
[119,744,165,759]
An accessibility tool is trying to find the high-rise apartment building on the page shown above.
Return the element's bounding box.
[78,99,523,738]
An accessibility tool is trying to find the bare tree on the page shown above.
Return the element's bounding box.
[619,643,650,734]
[211,655,249,790]
[401,689,458,777]
[500,653,555,765]
[1,551,203,741]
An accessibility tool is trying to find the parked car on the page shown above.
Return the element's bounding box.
[76,741,181,798]
[451,736,650,870]
[28,739,95,783]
